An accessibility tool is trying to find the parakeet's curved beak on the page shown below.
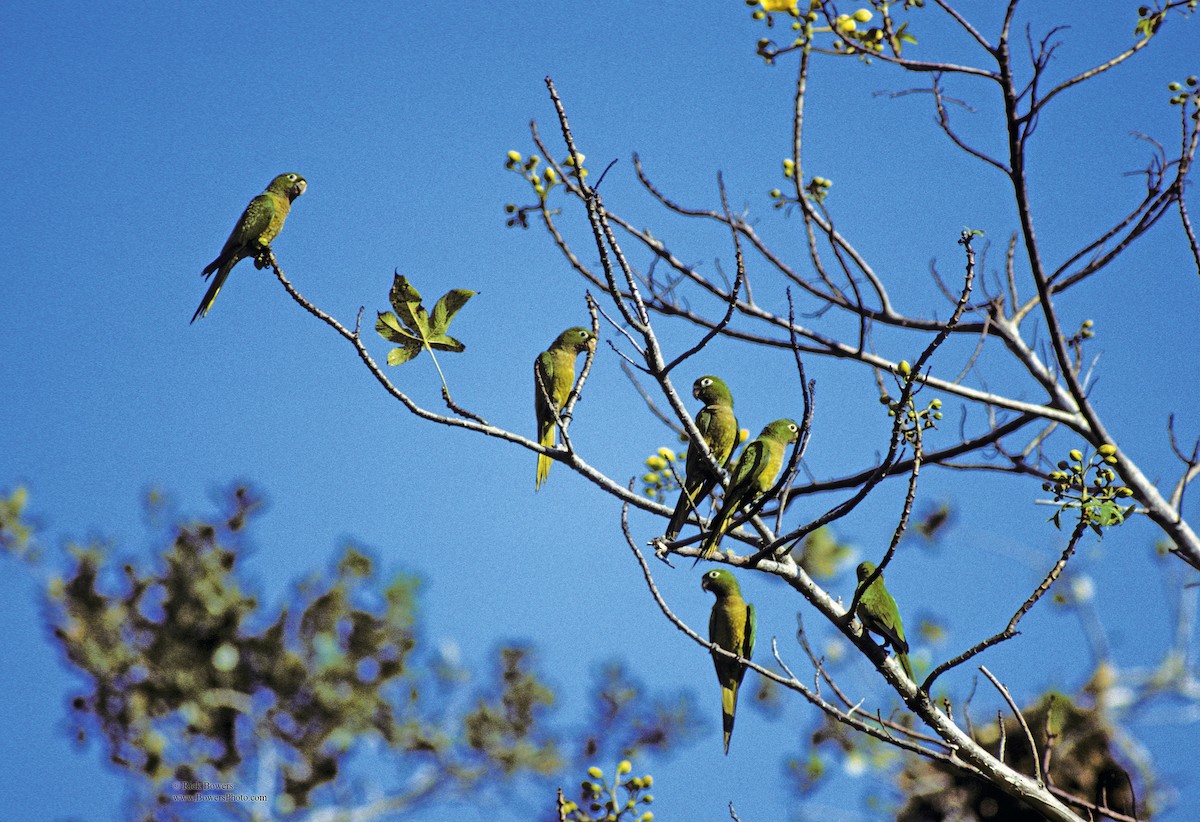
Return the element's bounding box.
[585,337,597,351]
[692,383,702,399]
[700,575,712,592]
[292,179,307,199]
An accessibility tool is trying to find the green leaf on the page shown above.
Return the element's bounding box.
[430,289,476,337]
[426,334,466,353]
[387,342,422,366]
[388,274,431,338]
[376,312,421,344]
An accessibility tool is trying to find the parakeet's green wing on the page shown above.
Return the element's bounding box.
[696,438,767,561]
[666,405,720,538]
[726,413,741,469]
[193,196,277,323]
[731,438,767,490]
[204,195,276,278]
[534,350,559,489]
[864,586,908,654]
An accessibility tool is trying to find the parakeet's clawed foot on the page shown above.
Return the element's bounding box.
[650,537,676,567]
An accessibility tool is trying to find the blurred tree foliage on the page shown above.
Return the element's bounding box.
[2,486,699,821]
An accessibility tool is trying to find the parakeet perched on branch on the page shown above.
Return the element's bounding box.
[701,568,756,755]
[534,326,596,489]
[697,418,799,562]
[665,375,739,541]
[192,172,307,323]
[855,560,913,680]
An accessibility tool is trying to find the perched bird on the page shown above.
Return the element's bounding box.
[697,418,800,562]
[534,326,596,489]
[855,561,913,680]
[665,376,740,541]
[701,568,756,755]
[192,172,307,323]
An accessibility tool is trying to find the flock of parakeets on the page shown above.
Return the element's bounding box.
[196,176,914,758]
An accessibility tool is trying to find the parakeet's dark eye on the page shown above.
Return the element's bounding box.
[700,378,712,387]
[287,174,297,181]
[707,570,718,578]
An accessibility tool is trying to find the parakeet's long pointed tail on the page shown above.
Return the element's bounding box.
[191,258,233,323]
[896,651,914,681]
[694,505,732,566]
[721,682,739,755]
[535,426,555,491]
[665,481,703,541]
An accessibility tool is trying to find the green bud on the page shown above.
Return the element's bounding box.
[504,204,516,214]
[646,456,667,470]
[853,9,873,22]
[1117,487,1134,497]
[642,473,660,484]
[507,150,522,163]
[1068,449,1083,462]
[897,360,911,376]
[617,760,632,775]
[1169,82,1183,92]
[587,766,603,779]
[1104,455,1118,464]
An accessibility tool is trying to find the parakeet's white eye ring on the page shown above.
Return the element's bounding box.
[700,378,712,387]
[707,570,719,578]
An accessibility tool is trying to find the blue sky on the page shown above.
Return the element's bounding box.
[3,2,1200,820]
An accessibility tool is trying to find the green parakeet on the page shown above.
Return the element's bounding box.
[192,172,307,323]
[855,561,913,680]
[534,327,596,489]
[665,375,739,541]
[697,418,800,562]
[701,567,756,755]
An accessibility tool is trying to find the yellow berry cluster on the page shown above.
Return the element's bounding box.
[880,360,942,444]
[1043,445,1134,531]
[503,150,589,226]
[564,760,654,822]
[1167,76,1200,119]
[642,447,686,499]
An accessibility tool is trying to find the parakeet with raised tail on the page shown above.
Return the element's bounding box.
[855,561,913,680]
[701,567,756,755]
[665,375,739,541]
[534,326,596,489]
[193,172,307,323]
[697,418,799,562]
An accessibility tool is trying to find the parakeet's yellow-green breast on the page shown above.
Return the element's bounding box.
[192,172,307,323]
[666,375,738,541]
[701,568,756,755]
[855,561,913,680]
[534,326,596,490]
[697,418,799,562]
